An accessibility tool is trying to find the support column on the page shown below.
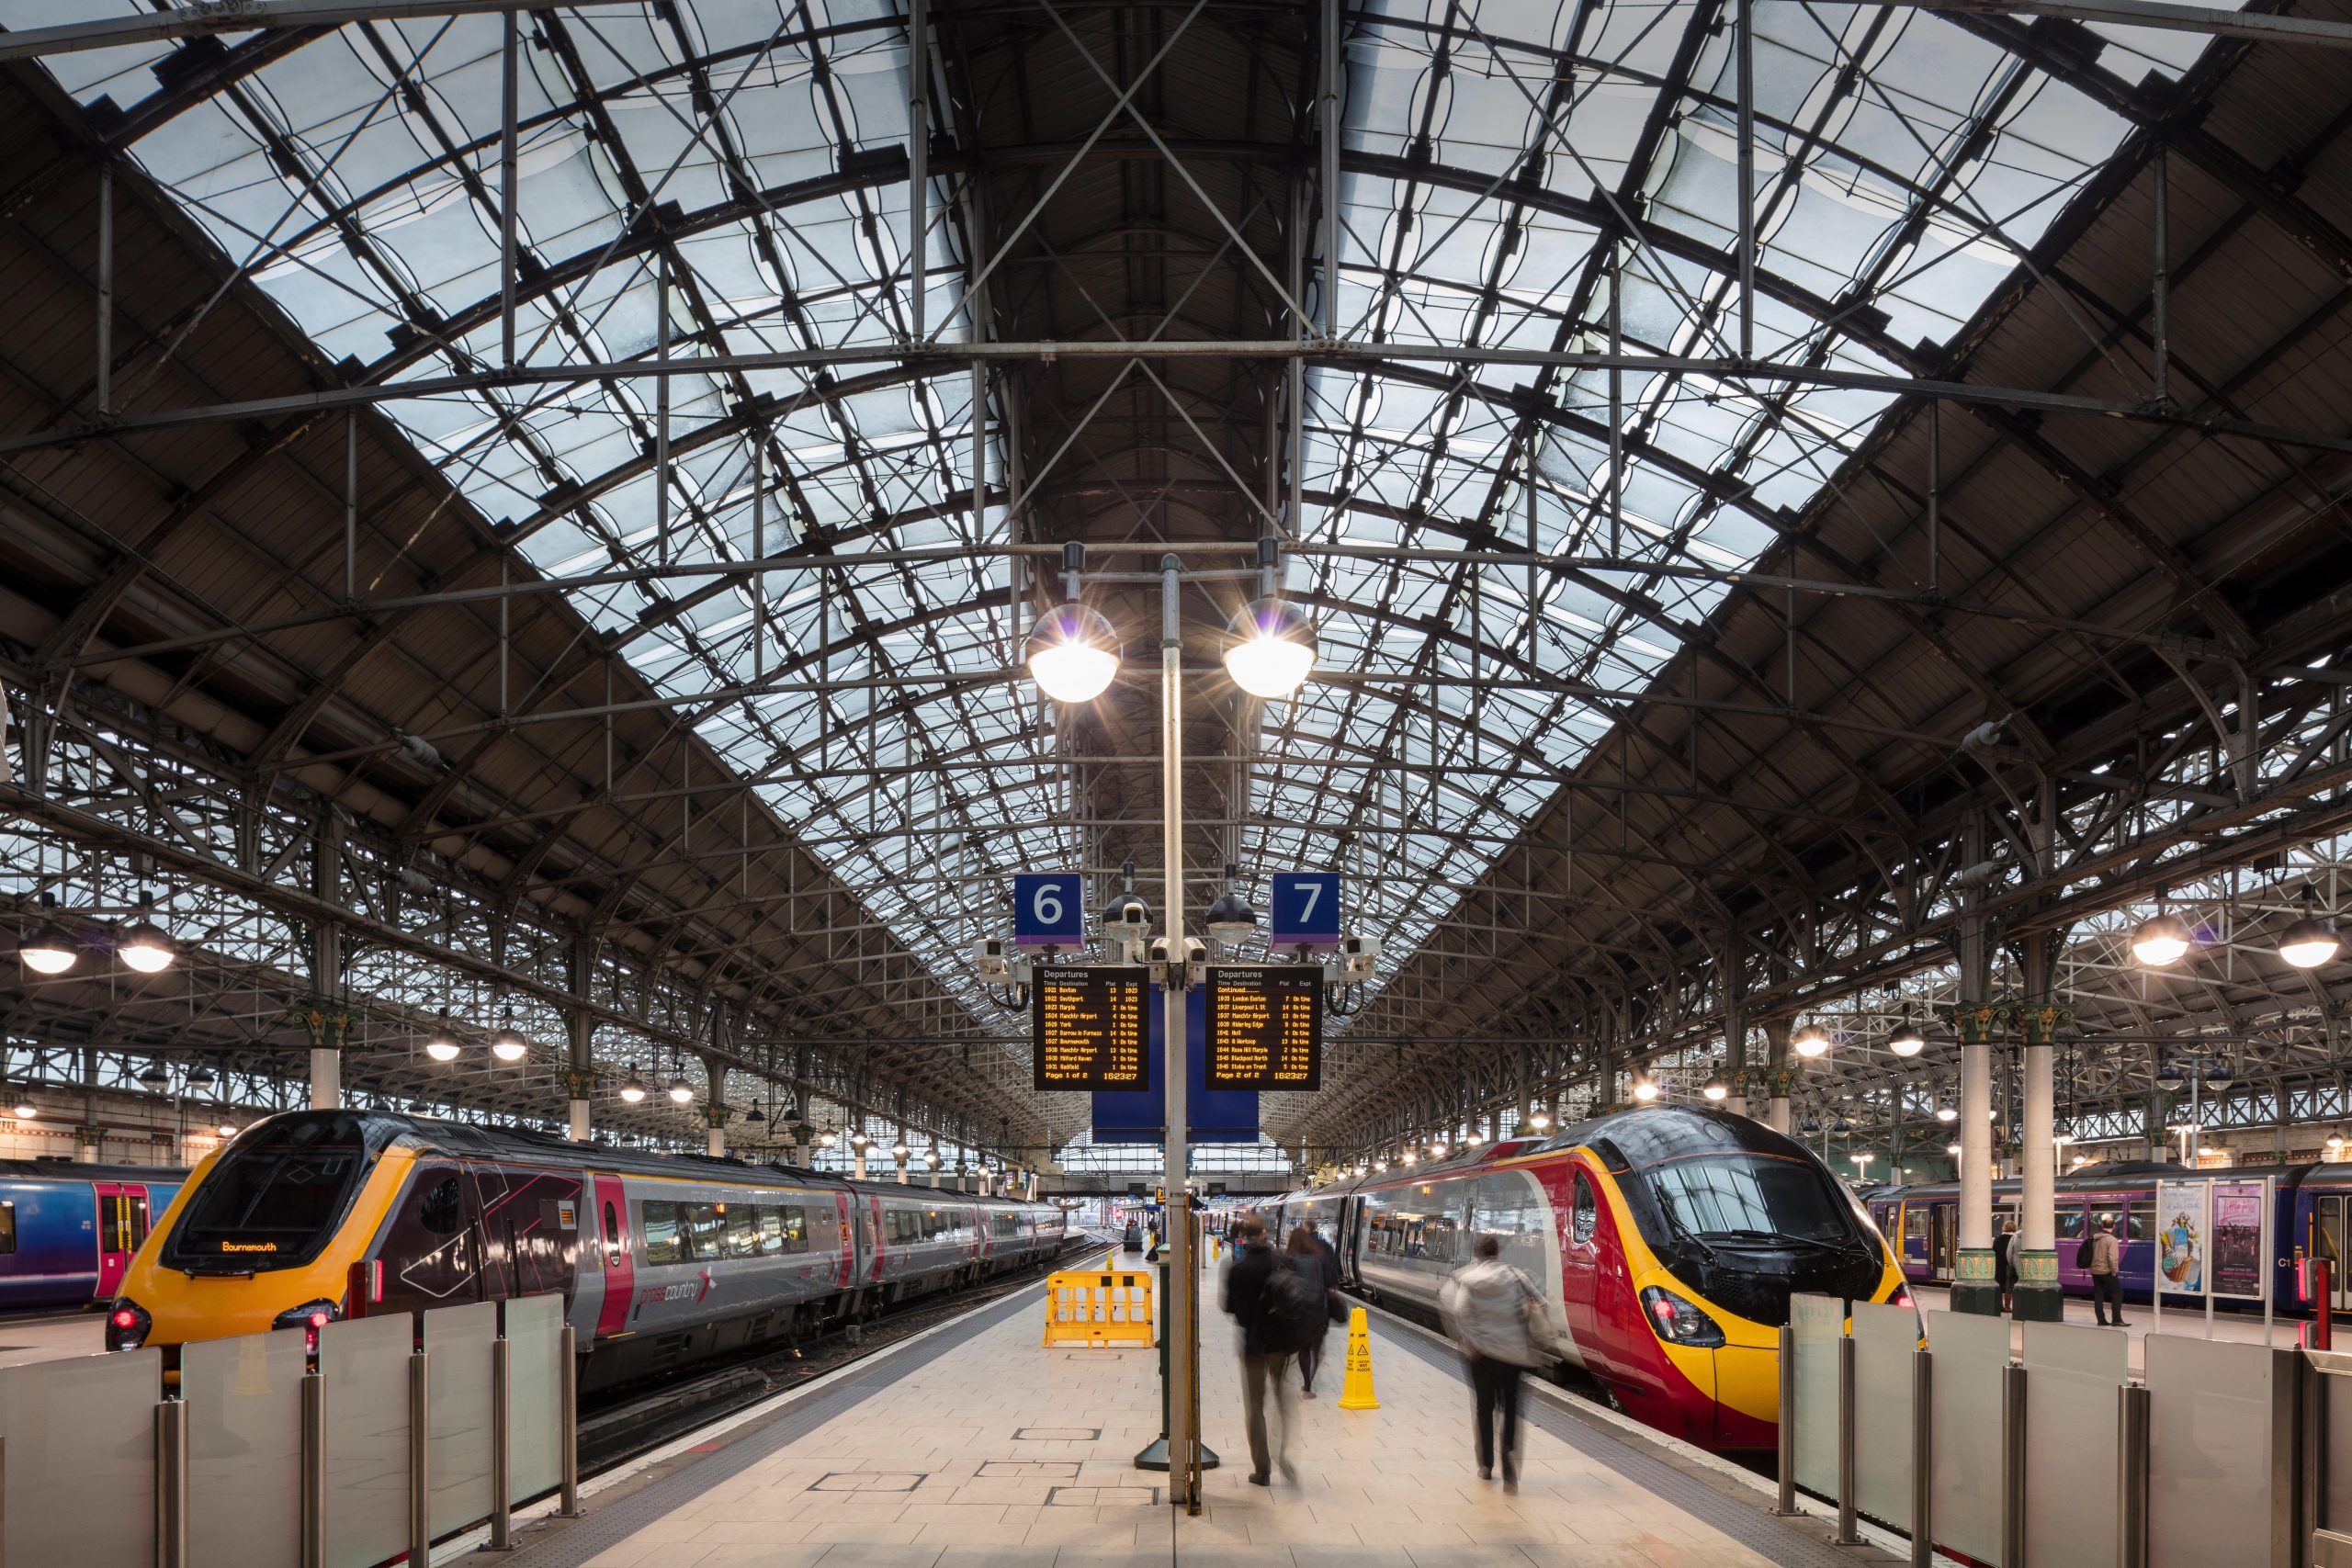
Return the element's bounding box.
[564,944,594,1142]
[1762,1019,1793,1134]
[78,1048,100,1161]
[2013,932,2070,1321]
[1724,953,1748,1121]
[853,1140,868,1181]
[1951,887,2000,1314]
[563,1074,594,1143]
[701,1056,729,1158]
[308,808,346,1111]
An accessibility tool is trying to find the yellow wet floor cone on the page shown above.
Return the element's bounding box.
[1336,1305,1379,1410]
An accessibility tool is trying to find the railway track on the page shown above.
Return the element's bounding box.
[578,1234,1122,1475]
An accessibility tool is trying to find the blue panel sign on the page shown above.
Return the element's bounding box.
[1268,872,1341,947]
[1012,872,1085,948]
[1091,987,1259,1145]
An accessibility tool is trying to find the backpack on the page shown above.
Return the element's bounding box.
[1257,1262,1328,1354]
[2075,1235,2095,1269]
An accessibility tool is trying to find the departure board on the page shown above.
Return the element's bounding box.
[1031,964,1149,1090]
[1202,965,1322,1090]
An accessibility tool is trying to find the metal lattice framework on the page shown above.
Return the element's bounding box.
[3,0,2351,1168]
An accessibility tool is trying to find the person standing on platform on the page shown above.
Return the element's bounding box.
[1220,1217,1297,1486]
[1995,1216,2018,1314]
[1285,1224,1338,1396]
[1441,1235,1543,1491]
[2088,1214,2129,1326]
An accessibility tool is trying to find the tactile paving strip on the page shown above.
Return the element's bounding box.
[505,1285,1045,1564]
[1378,1323,1878,1568]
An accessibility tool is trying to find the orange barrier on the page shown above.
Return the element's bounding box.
[1043,1266,1155,1348]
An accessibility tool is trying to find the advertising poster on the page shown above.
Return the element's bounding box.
[2154,1179,2208,1295]
[2210,1179,2267,1301]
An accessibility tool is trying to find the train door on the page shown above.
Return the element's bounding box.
[834,1193,855,1288]
[2316,1195,2352,1310]
[1930,1203,1958,1281]
[869,1197,888,1281]
[91,1182,149,1300]
[592,1176,633,1337]
[1559,1166,1601,1319]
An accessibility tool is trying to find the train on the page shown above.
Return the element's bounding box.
[1244,1105,1910,1451]
[0,1158,186,1314]
[1867,1159,2352,1312]
[104,1110,1069,1392]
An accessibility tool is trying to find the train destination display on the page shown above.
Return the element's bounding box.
[1031,964,1148,1089]
[1202,964,1323,1089]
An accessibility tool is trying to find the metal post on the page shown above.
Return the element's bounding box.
[2151,145,2169,405]
[2119,1382,2151,1568]
[96,160,113,415]
[1837,1332,1860,1543]
[154,1397,190,1568]
[1607,256,1623,558]
[1735,0,1754,361]
[301,1371,326,1568]
[1926,398,1940,594]
[1774,1322,1799,1515]
[345,410,358,601]
[499,7,519,368]
[489,1333,514,1551]
[2321,1260,2336,1350]
[2002,1362,2028,1568]
[408,1349,431,1566]
[907,0,927,344]
[1911,1348,1933,1567]
[558,1325,582,1517]
[1161,556,1194,1507]
[655,249,671,566]
[1317,0,1339,338]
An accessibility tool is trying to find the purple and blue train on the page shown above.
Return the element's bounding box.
[1868,1159,2352,1312]
[0,1158,185,1314]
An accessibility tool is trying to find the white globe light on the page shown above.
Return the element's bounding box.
[1702,1077,1730,1101]
[118,919,175,974]
[2280,916,2340,969]
[1935,1101,1958,1122]
[424,1036,462,1063]
[619,1066,648,1103]
[216,1123,238,1138]
[490,1029,529,1063]
[1024,604,1120,702]
[1223,597,1317,699]
[1631,1077,1659,1102]
[12,1102,34,1121]
[17,924,74,976]
[1887,1019,1926,1057]
[667,1077,694,1105]
[1792,1022,1831,1058]
[2131,912,2192,966]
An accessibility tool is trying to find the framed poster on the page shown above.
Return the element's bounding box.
[2154,1179,2208,1296]
[2209,1179,2267,1301]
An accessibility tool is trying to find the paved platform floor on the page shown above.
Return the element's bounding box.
[512,1260,1878,1568]
[0,1310,106,1367]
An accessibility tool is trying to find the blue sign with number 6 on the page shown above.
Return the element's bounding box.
[1269,872,1341,946]
[1012,872,1086,947]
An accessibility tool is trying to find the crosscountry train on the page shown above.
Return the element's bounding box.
[1246,1105,1910,1451]
[0,1159,185,1313]
[104,1110,1068,1391]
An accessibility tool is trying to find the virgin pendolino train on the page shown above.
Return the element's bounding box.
[1249,1105,1911,1451]
[103,1110,1067,1391]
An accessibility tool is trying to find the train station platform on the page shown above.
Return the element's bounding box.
[1911,1280,2296,1372]
[484,1261,1885,1568]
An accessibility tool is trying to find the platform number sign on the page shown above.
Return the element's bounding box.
[1269,872,1342,948]
[1012,872,1086,948]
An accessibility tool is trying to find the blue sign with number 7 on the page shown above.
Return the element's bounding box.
[1012,872,1086,948]
[1269,872,1341,947]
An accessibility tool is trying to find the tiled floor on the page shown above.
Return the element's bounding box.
[563,1260,1792,1568]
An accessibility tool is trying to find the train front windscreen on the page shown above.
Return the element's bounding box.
[160,1112,390,1274]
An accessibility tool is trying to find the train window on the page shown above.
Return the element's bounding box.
[993,1214,1019,1237]
[1905,1207,1929,1241]
[782,1206,808,1254]
[2126,1202,2155,1242]
[99,1195,122,1249]
[162,1113,378,1272]
[2055,1209,2088,1241]
[1571,1174,1598,1245]
[755,1207,784,1255]
[0,1201,13,1255]
[641,1202,684,1265]
[725,1206,759,1258]
[129,1195,150,1247]
[418,1177,464,1236]
[684,1204,724,1258]
[603,1201,619,1247]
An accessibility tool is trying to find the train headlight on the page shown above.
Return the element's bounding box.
[1638,1285,1725,1348]
[105,1298,152,1352]
[274,1297,342,1357]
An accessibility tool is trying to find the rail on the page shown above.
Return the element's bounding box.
[0,1294,576,1568]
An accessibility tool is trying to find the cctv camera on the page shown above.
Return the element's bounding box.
[974,935,1010,981]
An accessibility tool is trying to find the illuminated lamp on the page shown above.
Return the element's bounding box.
[1792,1021,1831,1058]
[1887,1012,1927,1057]
[618,1065,648,1103]
[2131,907,2192,966]
[1631,1077,1659,1103]
[1224,597,1318,700]
[1702,1075,1730,1101]
[1024,603,1119,703]
[17,897,74,975]
[117,900,175,974]
[490,1024,529,1063]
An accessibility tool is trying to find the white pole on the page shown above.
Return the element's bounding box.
[1160,557,1194,1504]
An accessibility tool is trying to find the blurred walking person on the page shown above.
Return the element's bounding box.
[1286,1223,1339,1395]
[1441,1235,1544,1490]
[1221,1217,1301,1485]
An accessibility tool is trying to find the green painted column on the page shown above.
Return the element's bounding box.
[2012,986,2074,1323]
[1948,997,2003,1316]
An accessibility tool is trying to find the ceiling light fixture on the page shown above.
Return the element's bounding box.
[1887,1009,1926,1057]
[2131,889,2192,966]
[1023,545,1121,705]
[618,1064,648,1103]
[117,895,175,974]
[1792,1021,1831,1058]
[17,895,74,976]
[1702,1075,1730,1101]
[489,1021,529,1063]
[1224,595,1318,700]
[1631,1077,1659,1102]
[2280,885,2340,968]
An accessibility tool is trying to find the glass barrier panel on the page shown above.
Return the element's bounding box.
[2327,1363,2352,1536]
[2019,1320,2124,1568]
[425,1301,498,1537]
[1927,1307,2007,1567]
[2146,1333,2282,1568]
[505,1293,564,1505]
[1791,1292,1843,1498]
[183,1328,304,1568]
[1852,1301,1916,1533]
[320,1312,413,1568]
[0,1348,159,1568]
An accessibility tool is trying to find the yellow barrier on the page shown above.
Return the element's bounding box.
[1043,1267,1156,1348]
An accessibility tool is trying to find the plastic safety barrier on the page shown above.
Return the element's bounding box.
[1042,1267,1155,1348]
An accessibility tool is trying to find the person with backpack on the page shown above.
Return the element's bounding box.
[1440,1235,1544,1490]
[1221,1217,1305,1484]
[2086,1213,2129,1326]
[1285,1224,1339,1395]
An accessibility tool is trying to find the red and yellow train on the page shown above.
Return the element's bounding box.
[1252,1105,1910,1450]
